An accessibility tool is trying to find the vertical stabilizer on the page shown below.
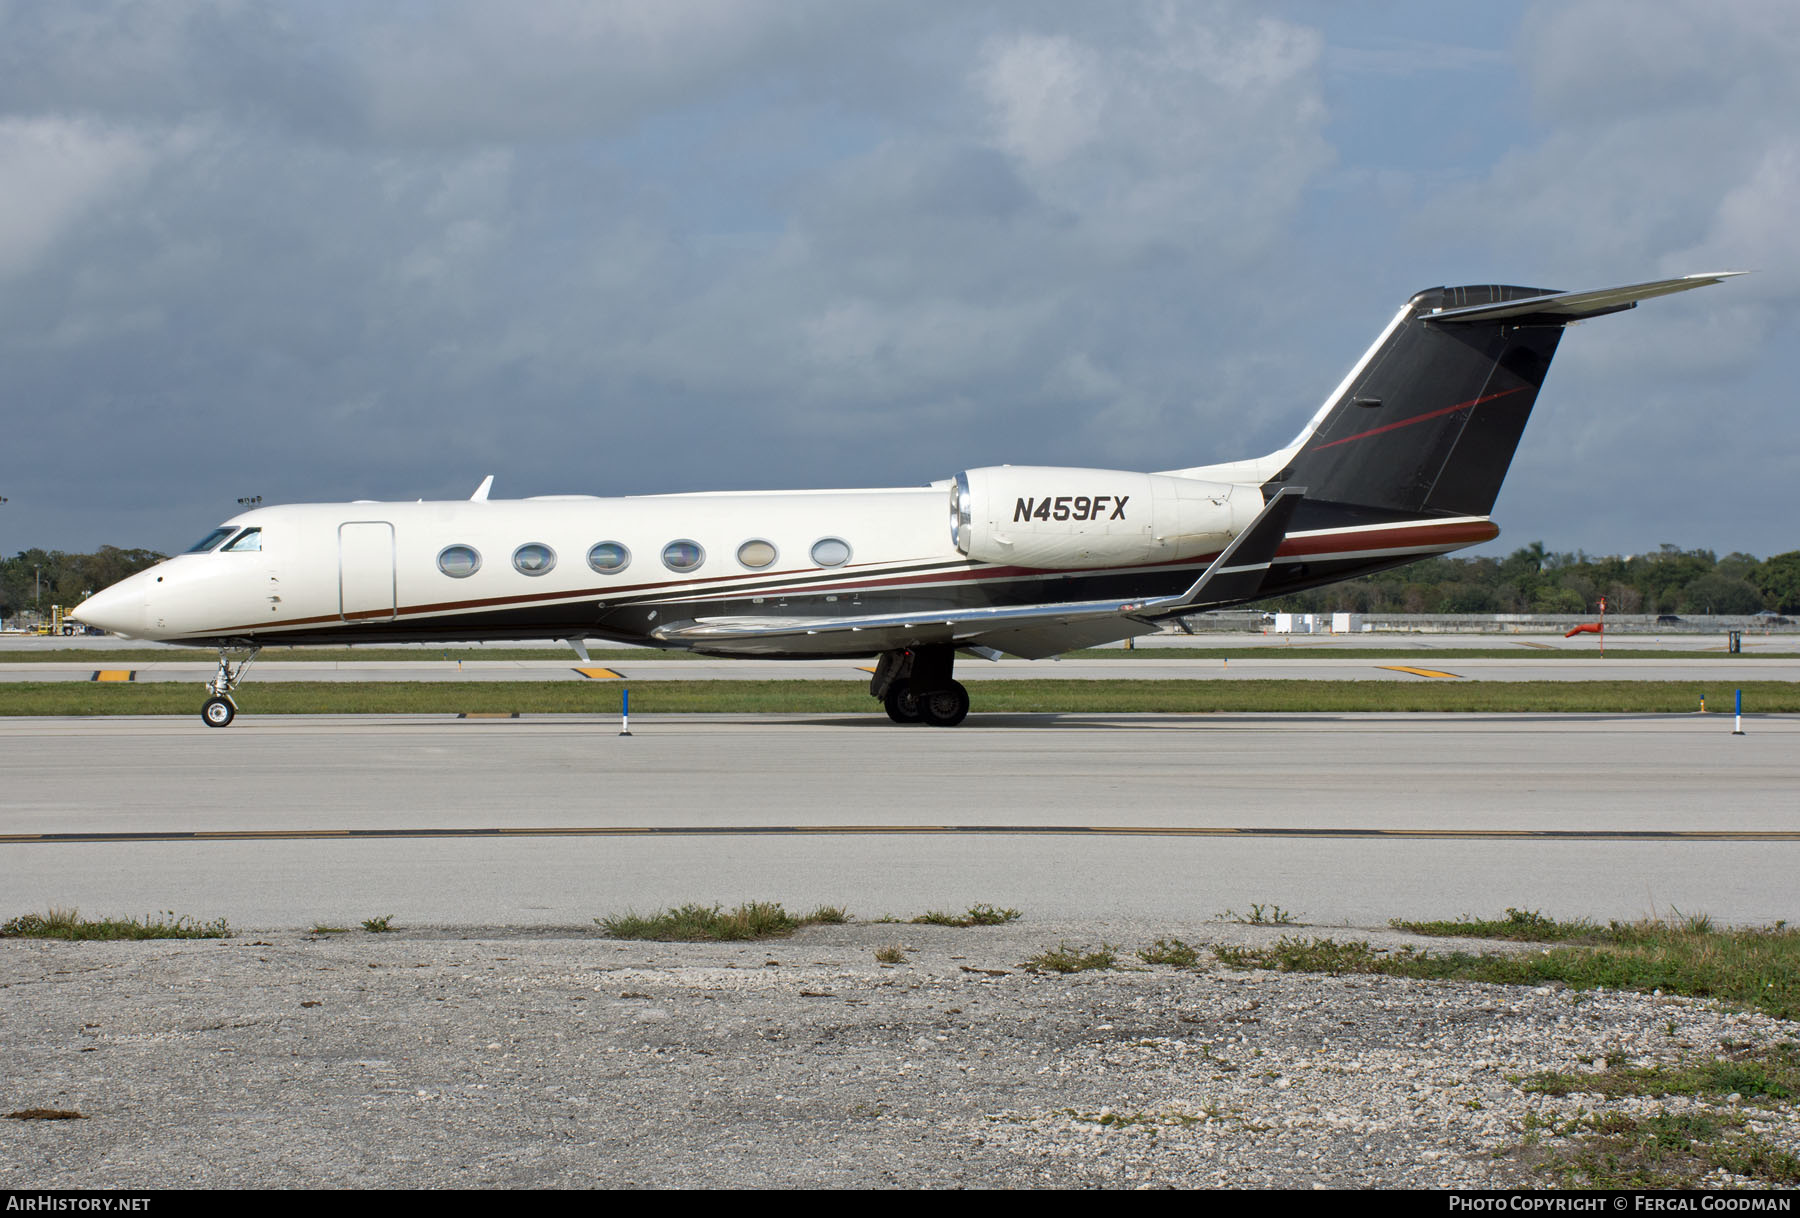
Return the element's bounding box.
[1261,284,1564,521]
[1258,273,1742,524]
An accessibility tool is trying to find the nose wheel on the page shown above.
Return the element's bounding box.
[200,645,259,728]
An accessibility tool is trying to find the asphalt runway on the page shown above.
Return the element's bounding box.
[2,712,1795,929]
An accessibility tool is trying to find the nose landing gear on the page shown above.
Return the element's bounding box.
[201,645,260,728]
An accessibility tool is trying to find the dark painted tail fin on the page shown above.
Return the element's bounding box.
[1261,274,1741,522]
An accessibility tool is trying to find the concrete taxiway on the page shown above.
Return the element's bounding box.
[2,712,1795,929]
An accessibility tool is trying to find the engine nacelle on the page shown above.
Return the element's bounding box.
[949,466,1248,569]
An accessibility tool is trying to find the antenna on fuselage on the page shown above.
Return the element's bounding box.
[470,475,495,502]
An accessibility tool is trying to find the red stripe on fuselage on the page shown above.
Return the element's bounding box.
[1310,386,1526,451]
[194,518,1497,638]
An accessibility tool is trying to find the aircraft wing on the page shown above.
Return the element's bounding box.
[652,488,1305,659]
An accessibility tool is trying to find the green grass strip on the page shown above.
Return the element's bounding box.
[1215,918,1800,1021]
[2,678,1798,716]
[1393,907,1726,944]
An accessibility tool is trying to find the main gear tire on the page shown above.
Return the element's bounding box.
[919,680,970,728]
[884,680,923,724]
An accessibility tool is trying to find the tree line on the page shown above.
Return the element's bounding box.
[1,547,168,622]
[1257,543,1800,617]
[5,541,1800,624]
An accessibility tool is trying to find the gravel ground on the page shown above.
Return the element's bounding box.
[3,921,1796,1189]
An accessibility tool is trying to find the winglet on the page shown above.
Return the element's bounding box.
[470,475,495,502]
[1126,487,1305,615]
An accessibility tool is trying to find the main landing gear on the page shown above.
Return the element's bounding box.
[870,646,970,728]
[201,645,260,728]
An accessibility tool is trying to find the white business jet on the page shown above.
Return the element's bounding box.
[74,273,1739,727]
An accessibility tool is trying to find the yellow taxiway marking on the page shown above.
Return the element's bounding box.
[1378,665,1463,680]
[90,670,135,682]
[1511,641,1556,650]
[572,667,624,680]
[6,825,1799,845]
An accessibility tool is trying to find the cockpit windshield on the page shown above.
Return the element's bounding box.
[222,528,262,552]
[184,526,237,554]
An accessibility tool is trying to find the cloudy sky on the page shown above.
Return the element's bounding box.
[4,0,1795,559]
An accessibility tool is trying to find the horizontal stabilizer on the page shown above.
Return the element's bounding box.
[1424,272,1745,324]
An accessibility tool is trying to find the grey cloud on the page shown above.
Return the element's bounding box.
[1521,0,1800,122]
[0,2,361,138]
[3,2,1791,563]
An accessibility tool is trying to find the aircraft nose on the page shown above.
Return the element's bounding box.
[73,580,147,638]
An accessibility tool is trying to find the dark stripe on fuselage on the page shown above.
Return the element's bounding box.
[166,512,1494,650]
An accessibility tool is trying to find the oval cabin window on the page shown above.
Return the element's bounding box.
[662,540,705,572]
[588,542,631,573]
[438,545,482,578]
[512,544,556,576]
[736,540,778,569]
[810,537,851,567]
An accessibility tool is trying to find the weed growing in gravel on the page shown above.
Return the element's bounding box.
[1023,943,1119,973]
[1216,904,1299,926]
[1217,916,1800,1020]
[1393,907,1606,941]
[1519,1045,1800,1104]
[1063,1108,1196,1130]
[0,908,230,940]
[1508,1110,1800,1188]
[1138,938,1205,967]
[310,925,349,934]
[361,915,395,933]
[874,945,907,964]
[596,902,846,941]
[910,905,1021,927]
[1062,1105,1267,1134]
